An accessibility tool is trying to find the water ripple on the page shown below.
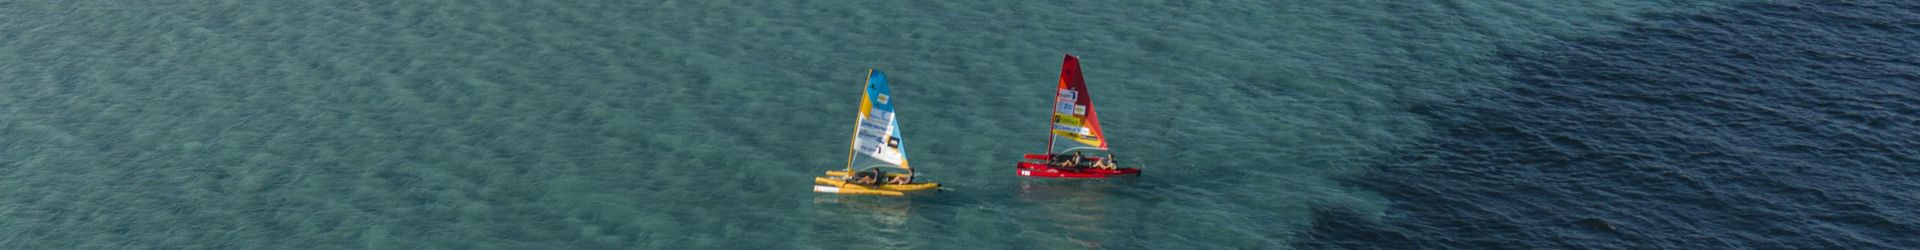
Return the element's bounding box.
[1302,1,1920,249]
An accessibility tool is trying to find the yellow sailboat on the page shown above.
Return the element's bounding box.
[812,69,939,196]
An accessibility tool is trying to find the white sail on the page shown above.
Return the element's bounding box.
[846,69,910,170]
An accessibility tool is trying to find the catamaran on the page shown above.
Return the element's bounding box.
[813,69,940,196]
[1016,54,1143,178]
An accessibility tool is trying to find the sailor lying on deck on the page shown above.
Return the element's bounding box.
[850,169,881,185]
[1091,154,1118,170]
[888,174,912,184]
[1050,151,1085,168]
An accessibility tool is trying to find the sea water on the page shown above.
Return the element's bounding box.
[2,0,1913,249]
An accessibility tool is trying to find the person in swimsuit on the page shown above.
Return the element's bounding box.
[1069,151,1086,168]
[851,169,879,185]
[888,174,912,184]
[1092,154,1117,170]
[1052,151,1083,169]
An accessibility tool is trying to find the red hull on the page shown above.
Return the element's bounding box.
[1015,154,1141,178]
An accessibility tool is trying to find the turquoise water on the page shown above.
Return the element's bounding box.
[0,1,1845,249]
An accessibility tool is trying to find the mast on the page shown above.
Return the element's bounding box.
[844,68,875,172]
[1046,71,1061,156]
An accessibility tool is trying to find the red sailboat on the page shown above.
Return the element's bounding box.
[1016,54,1142,178]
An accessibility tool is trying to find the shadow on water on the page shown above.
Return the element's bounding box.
[810,195,920,249]
[1011,177,1143,249]
[1300,0,1920,249]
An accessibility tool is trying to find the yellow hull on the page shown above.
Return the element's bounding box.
[813,172,940,196]
[823,170,914,178]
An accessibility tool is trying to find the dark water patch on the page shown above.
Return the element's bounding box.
[1301,1,1920,249]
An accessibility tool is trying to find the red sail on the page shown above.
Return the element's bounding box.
[1050,54,1107,149]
